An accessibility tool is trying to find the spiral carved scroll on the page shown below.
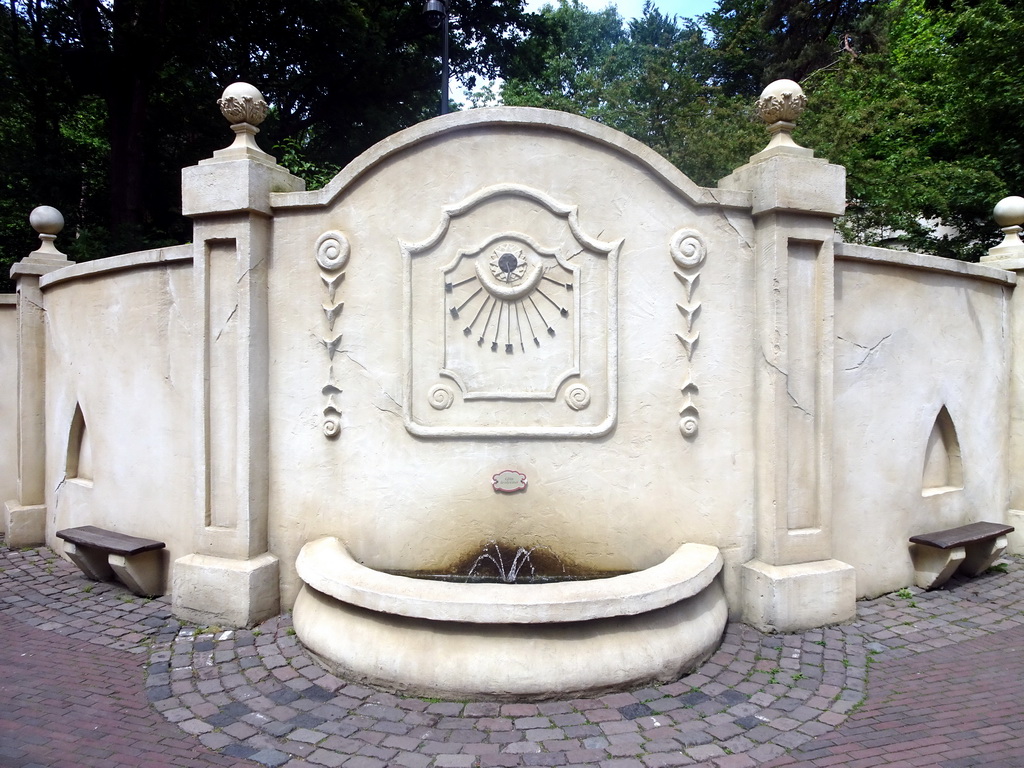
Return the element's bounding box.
[670,229,707,270]
[564,383,591,411]
[428,384,455,411]
[316,231,351,272]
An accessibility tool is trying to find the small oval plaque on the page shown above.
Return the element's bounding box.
[492,470,527,494]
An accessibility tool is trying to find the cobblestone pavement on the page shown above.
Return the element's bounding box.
[2,540,1023,768]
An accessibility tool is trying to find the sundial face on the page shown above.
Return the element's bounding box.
[445,236,573,355]
[401,184,619,437]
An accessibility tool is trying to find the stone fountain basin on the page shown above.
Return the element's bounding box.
[293,536,728,700]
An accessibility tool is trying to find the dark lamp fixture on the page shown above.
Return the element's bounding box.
[421,0,450,115]
[423,0,446,29]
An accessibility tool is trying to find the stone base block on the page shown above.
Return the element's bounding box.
[3,501,46,547]
[172,552,280,628]
[742,558,856,633]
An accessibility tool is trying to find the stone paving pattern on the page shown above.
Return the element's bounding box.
[2,539,1024,767]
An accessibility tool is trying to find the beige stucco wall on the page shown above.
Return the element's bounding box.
[0,295,18,525]
[266,115,760,607]
[40,246,196,566]
[833,244,1013,597]
[8,107,1016,625]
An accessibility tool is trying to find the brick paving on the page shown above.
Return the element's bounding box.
[1,539,1023,768]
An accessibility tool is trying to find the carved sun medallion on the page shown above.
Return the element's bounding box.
[490,248,527,283]
[446,234,574,354]
[400,183,621,437]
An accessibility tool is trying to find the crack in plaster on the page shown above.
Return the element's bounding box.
[162,268,187,389]
[839,333,892,371]
[722,208,754,250]
[786,387,813,418]
[236,256,266,286]
[761,348,813,418]
[340,350,402,418]
[215,304,238,341]
[23,295,45,312]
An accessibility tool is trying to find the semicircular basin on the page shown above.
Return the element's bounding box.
[293,536,728,700]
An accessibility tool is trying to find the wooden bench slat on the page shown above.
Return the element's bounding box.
[57,526,164,556]
[909,521,1014,550]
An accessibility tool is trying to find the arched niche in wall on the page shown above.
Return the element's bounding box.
[921,405,963,496]
[66,403,94,484]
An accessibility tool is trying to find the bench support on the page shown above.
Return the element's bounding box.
[961,535,1008,578]
[109,550,164,597]
[63,541,165,597]
[909,543,966,590]
[57,526,166,597]
[910,524,1011,590]
[63,541,116,582]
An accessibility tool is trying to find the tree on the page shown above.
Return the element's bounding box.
[0,0,529,291]
[503,1,763,187]
[704,0,884,94]
[502,0,627,114]
[799,0,1020,259]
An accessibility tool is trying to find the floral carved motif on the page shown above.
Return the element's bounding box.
[756,90,807,126]
[670,228,706,439]
[218,95,269,126]
[316,231,350,439]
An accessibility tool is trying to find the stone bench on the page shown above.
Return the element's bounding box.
[56,526,166,597]
[909,521,1014,590]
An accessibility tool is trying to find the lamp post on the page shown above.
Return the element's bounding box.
[422,0,449,115]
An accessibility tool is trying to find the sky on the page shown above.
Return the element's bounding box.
[524,0,720,21]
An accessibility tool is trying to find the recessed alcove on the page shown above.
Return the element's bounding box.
[66,403,93,485]
[922,405,963,496]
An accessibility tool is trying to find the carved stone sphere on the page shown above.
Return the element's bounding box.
[29,205,64,236]
[218,82,269,126]
[756,79,807,125]
[993,196,1024,228]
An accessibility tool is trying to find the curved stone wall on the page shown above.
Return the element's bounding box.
[40,246,196,585]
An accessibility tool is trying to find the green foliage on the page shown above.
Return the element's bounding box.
[504,1,763,186]
[799,0,1020,258]
[1,0,1019,277]
[0,0,528,292]
[274,135,341,191]
[503,0,628,113]
[704,0,884,94]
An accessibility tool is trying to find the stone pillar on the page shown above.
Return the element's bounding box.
[980,196,1024,554]
[719,81,855,632]
[3,208,73,546]
[172,83,304,627]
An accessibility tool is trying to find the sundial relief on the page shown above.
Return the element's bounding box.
[402,184,621,437]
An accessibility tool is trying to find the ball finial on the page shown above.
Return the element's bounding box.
[756,79,807,126]
[29,205,64,236]
[993,196,1024,228]
[754,79,808,153]
[218,82,269,126]
[986,195,1024,260]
